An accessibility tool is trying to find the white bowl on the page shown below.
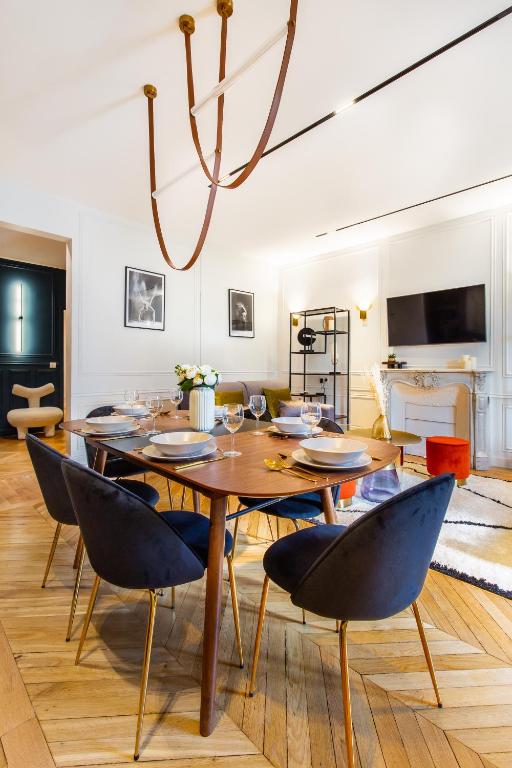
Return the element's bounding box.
[85,415,136,433]
[271,417,311,434]
[149,431,214,457]
[114,403,147,416]
[299,437,368,466]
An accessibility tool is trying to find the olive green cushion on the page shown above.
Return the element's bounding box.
[215,389,245,406]
[263,387,291,418]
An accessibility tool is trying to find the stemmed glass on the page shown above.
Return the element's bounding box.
[249,394,266,435]
[300,402,322,438]
[145,394,162,436]
[169,387,183,419]
[124,389,138,411]
[222,403,244,457]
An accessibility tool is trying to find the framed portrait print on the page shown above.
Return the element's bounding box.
[124,266,165,331]
[229,289,254,338]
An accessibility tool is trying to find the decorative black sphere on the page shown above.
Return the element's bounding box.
[298,327,317,347]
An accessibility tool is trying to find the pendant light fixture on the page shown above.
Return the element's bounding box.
[143,0,298,271]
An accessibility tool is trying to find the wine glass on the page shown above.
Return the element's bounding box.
[222,403,244,457]
[300,402,322,438]
[169,387,183,419]
[249,394,266,435]
[145,394,162,436]
[124,389,138,411]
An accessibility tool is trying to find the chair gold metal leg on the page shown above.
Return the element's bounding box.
[335,620,340,633]
[134,590,158,761]
[276,517,281,540]
[171,586,176,609]
[249,575,269,696]
[42,523,62,587]
[75,574,101,664]
[66,542,86,641]
[232,516,240,560]
[227,555,244,668]
[412,600,442,707]
[339,621,355,768]
[265,514,275,541]
[292,519,300,532]
[167,479,173,509]
[72,535,83,569]
[180,486,186,509]
[301,608,307,625]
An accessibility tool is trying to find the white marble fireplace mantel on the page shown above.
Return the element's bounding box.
[380,368,491,470]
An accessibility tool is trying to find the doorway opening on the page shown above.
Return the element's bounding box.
[0,225,70,438]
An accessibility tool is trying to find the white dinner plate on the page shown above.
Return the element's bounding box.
[267,425,323,437]
[85,426,140,437]
[141,443,218,462]
[291,448,372,470]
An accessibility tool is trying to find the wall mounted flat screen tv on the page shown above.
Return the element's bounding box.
[387,284,486,346]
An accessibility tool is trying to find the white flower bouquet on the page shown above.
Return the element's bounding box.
[174,363,222,392]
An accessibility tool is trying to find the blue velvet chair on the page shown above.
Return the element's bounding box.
[235,418,344,552]
[61,459,242,761]
[248,473,454,768]
[26,435,159,642]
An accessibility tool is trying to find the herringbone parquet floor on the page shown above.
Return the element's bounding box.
[0,433,511,768]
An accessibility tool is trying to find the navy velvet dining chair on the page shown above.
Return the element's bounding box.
[248,473,454,768]
[26,435,159,641]
[61,458,242,761]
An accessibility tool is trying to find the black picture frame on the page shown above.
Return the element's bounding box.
[228,289,254,338]
[124,266,165,331]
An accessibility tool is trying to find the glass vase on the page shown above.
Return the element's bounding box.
[360,463,400,503]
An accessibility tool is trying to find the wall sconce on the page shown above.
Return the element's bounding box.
[356,302,372,325]
[14,282,23,354]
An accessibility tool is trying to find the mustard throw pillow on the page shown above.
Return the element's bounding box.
[215,389,245,406]
[262,387,291,418]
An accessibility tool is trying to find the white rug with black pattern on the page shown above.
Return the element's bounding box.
[335,462,512,599]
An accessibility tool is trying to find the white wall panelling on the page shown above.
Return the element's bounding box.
[279,203,512,467]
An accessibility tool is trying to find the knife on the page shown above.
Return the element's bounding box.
[173,455,227,471]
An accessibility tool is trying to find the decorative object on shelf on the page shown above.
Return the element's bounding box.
[330,342,339,370]
[368,363,391,440]
[229,289,254,338]
[383,352,406,369]
[175,363,221,431]
[289,307,350,426]
[143,0,299,271]
[297,326,317,352]
[125,267,165,331]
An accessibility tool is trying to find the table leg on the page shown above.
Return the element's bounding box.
[200,495,227,736]
[193,491,201,514]
[400,446,404,466]
[92,447,107,474]
[321,487,336,524]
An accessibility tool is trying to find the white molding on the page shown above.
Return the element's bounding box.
[504,214,512,377]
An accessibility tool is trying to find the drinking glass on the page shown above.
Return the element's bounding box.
[249,394,266,435]
[124,389,138,409]
[169,387,183,419]
[222,403,244,457]
[300,402,322,437]
[145,394,162,436]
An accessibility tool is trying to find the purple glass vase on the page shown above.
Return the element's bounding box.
[360,463,400,503]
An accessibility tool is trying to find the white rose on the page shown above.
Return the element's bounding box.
[193,374,203,386]
[204,372,217,386]
[217,372,222,383]
[186,366,198,379]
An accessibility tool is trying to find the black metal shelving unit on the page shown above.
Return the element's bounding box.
[289,306,350,426]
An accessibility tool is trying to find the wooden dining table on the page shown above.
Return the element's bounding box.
[61,413,399,736]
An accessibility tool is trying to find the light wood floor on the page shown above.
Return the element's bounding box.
[0,434,511,768]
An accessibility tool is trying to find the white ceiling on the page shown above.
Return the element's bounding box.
[1,0,512,265]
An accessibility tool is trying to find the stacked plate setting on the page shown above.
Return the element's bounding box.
[144,431,217,462]
[270,417,322,437]
[293,437,371,470]
[84,415,140,436]
[113,402,149,417]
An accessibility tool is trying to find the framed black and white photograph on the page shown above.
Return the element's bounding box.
[124,266,165,331]
[228,289,254,338]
